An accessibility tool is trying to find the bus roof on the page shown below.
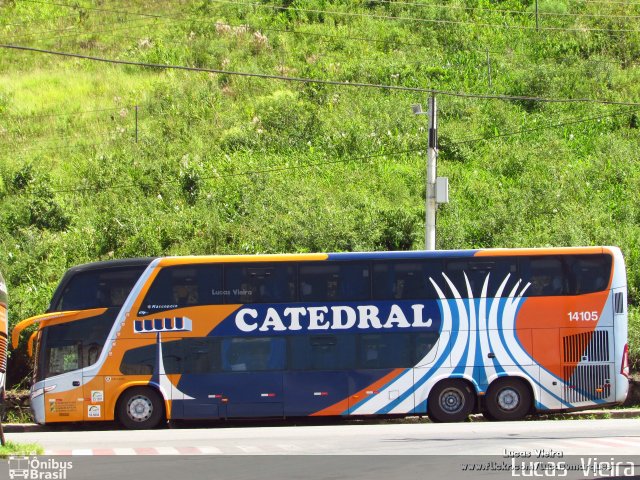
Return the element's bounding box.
[62,257,157,273]
[155,247,615,267]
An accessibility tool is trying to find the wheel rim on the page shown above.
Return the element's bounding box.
[497,387,520,411]
[127,394,153,422]
[439,387,465,414]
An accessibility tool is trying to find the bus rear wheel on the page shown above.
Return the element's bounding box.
[117,387,165,430]
[427,380,474,423]
[484,378,531,421]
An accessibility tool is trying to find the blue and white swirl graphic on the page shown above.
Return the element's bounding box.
[350,272,574,415]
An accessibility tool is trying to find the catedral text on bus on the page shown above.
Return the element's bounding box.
[12,247,631,428]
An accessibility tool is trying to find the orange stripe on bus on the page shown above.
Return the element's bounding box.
[311,368,406,416]
[158,253,329,267]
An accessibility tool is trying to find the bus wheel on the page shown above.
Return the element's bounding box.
[484,378,531,422]
[427,380,474,423]
[117,387,165,430]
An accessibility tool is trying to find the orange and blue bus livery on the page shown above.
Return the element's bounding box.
[14,247,630,428]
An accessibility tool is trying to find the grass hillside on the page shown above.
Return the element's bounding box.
[1,0,640,382]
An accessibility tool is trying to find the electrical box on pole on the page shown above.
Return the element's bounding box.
[436,177,449,204]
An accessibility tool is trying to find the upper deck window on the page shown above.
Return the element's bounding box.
[140,265,223,315]
[444,258,519,298]
[225,264,296,304]
[372,260,441,300]
[519,254,612,296]
[566,255,612,295]
[299,262,370,302]
[53,266,146,311]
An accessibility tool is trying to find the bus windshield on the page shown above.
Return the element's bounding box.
[37,312,116,381]
[51,266,147,312]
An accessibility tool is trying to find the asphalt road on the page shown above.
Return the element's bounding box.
[6,418,640,456]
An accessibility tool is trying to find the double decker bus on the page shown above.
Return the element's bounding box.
[13,247,630,429]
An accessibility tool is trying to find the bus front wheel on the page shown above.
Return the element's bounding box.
[117,387,165,430]
[484,378,532,421]
[427,380,474,423]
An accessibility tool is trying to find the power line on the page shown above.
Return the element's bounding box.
[19,0,640,35]
[570,0,640,5]
[3,43,640,107]
[206,0,640,34]
[0,12,83,27]
[12,21,633,71]
[1,106,125,121]
[41,103,637,195]
[6,104,633,196]
[364,0,640,19]
[2,135,129,156]
[7,105,633,156]
[19,0,640,19]
[448,107,637,146]
[2,16,167,42]
[18,0,177,21]
[13,0,635,68]
[16,0,432,48]
[46,148,416,195]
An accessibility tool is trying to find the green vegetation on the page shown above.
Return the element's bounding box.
[629,307,640,371]
[0,441,43,457]
[0,0,639,381]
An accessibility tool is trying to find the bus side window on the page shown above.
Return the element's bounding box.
[524,257,566,296]
[55,266,146,311]
[373,261,441,300]
[566,255,611,295]
[445,258,517,298]
[86,344,100,366]
[358,334,411,369]
[173,282,198,305]
[299,263,370,302]
[181,338,218,374]
[140,265,223,315]
[288,335,356,370]
[414,332,439,364]
[225,265,296,304]
[222,338,285,371]
[120,344,155,375]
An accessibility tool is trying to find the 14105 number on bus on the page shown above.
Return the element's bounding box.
[567,311,599,322]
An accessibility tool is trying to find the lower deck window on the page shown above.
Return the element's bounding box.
[118,332,439,375]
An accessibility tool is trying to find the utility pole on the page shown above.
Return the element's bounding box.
[412,97,448,251]
[425,97,437,250]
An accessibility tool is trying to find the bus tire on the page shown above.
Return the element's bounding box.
[427,380,474,423]
[116,387,165,430]
[484,378,531,422]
